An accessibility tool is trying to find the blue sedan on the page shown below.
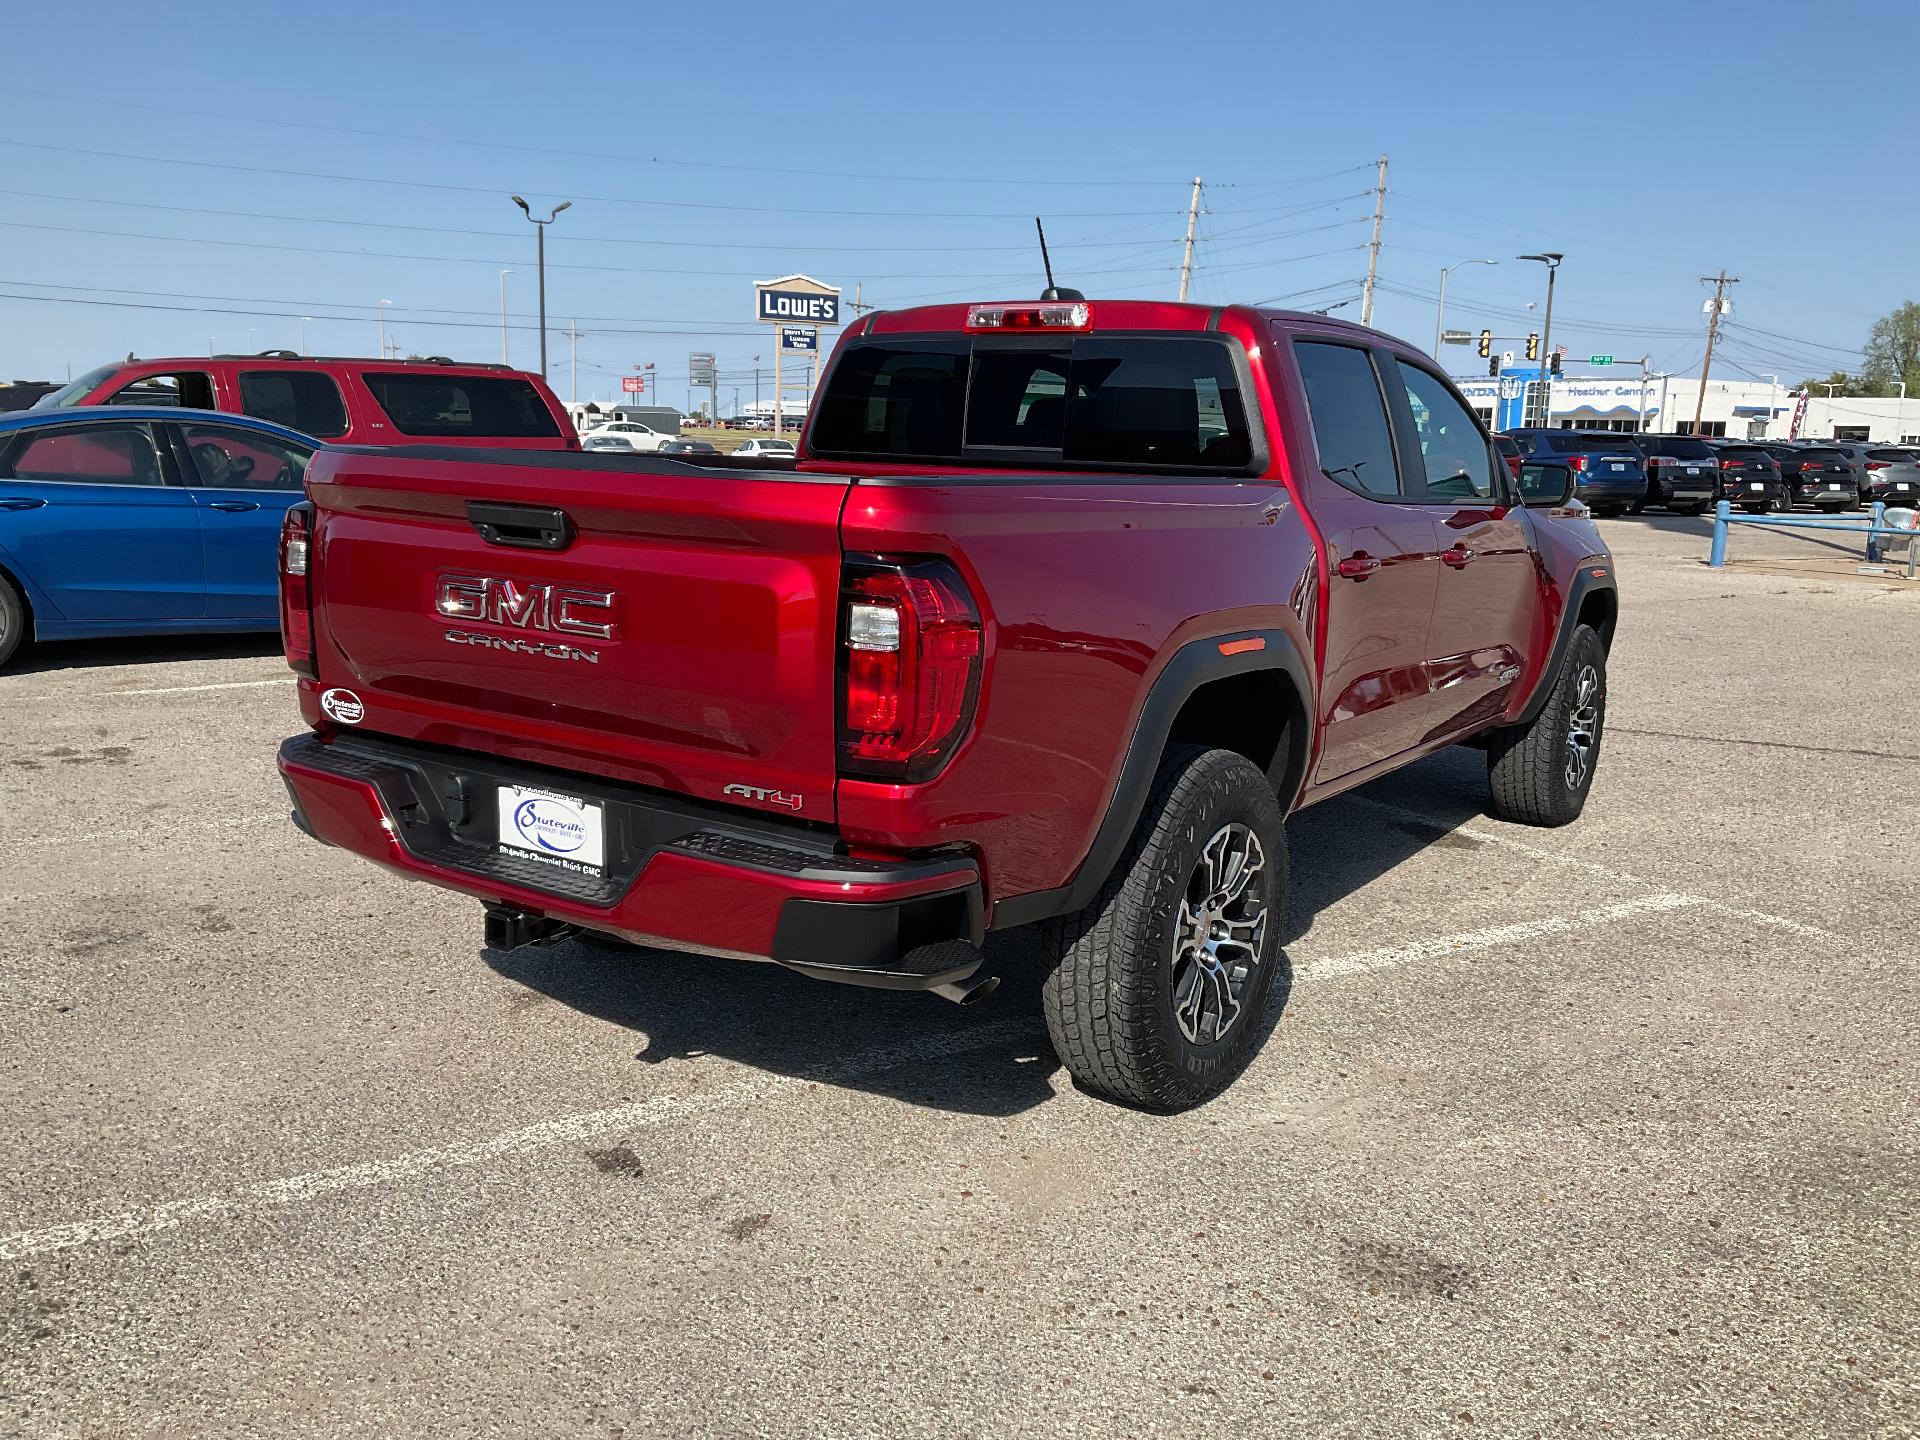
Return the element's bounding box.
[0,406,317,669]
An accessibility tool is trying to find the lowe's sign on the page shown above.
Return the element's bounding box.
[755,274,841,327]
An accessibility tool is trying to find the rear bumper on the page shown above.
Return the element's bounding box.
[277,732,985,990]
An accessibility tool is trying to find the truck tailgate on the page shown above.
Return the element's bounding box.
[304,448,851,823]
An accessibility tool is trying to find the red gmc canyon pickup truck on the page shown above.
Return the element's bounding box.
[277,297,1615,1111]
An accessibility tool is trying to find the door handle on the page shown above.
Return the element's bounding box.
[0,498,47,511]
[1336,555,1381,580]
[208,500,261,513]
[1441,546,1476,568]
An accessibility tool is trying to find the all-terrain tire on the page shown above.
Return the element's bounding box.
[1486,625,1607,827]
[1038,745,1287,1112]
[0,573,26,671]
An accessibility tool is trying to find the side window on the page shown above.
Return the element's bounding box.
[238,372,347,439]
[178,424,312,492]
[1394,361,1494,501]
[107,372,216,410]
[1293,342,1402,498]
[4,423,164,485]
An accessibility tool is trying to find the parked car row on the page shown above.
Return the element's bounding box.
[0,351,578,671]
[1503,428,1920,516]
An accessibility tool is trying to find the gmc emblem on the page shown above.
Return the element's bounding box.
[435,575,615,639]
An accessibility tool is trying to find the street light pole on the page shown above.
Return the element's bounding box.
[1760,374,1779,439]
[377,299,392,360]
[498,269,512,365]
[1434,258,1498,357]
[1518,253,1563,427]
[512,196,572,378]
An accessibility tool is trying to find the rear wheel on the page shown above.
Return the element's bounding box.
[0,573,26,671]
[1039,745,1287,1112]
[1486,625,1606,827]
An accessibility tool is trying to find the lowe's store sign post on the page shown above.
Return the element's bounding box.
[756,275,841,437]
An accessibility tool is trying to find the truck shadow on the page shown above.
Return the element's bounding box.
[484,746,1493,1118]
[1284,745,1496,948]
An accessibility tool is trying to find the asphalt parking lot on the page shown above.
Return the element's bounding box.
[1,515,1915,1439]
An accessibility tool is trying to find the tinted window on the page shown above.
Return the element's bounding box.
[1799,448,1845,460]
[1065,338,1251,469]
[1394,361,1493,500]
[239,371,347,438]
[361,373,561,438]
[1719,447,1770,459]
[810,341,967,459]
[966,350,1069,450]
[1547,432,1635,454]
[1294,342,1401,498]
[107,371,216,410]
[811,336,1253,471]
[5,423,164,485]
[1642,435,1716,460]
[179,423,312,491]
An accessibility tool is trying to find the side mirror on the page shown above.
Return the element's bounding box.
[1518,461,1576,508]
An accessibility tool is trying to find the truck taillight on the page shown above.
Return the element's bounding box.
[279,503,315,677]
[965,302,1092,331]
[839,558,982,782]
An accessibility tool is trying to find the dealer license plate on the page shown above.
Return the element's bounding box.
[497,785,606,874]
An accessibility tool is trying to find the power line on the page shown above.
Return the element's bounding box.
[0,218,1152,283]
[0,139,1194,220]
[0,186,1220,256]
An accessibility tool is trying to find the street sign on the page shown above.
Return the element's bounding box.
[755,274,841,327]
[1441,329,1472,345]
[780,325,818,351]
[688,352,716,386]
[1589,354,1614,365]
[621,375,646,394]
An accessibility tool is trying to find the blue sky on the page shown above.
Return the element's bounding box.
[2,0,1911,406]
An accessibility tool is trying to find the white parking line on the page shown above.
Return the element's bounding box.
[0,1016,1049,1262]
[1302,892,1705,980]
[113,677,291,697]
[1342,795,1843,942]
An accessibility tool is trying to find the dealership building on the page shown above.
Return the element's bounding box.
[1449,368,1920,444]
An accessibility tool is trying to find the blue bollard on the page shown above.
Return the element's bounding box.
[1866,501,1885,564]
[1709,499,1730,567]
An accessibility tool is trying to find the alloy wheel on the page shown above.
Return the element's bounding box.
[1565,664,1602,791]
[1170,823,1269,1045]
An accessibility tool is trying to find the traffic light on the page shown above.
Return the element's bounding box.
[1525,333,1540,361]
[1487,356,1499,377]
[1476,329,1492,358]
[1550,350,1563,377]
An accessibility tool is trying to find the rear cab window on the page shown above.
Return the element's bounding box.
[359,372,562,439]
[1548,433,1635,454]
[810,334,1255,472]
[239,371,348,438]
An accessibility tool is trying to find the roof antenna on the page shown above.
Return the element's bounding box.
[1035,217,1085,303]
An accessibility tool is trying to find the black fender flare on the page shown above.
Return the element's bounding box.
[990,628,1313,930]
[1515,563,1616,725]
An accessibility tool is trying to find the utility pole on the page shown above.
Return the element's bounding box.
[1360,153,1388,327]
[1692,271,1737,435]
[1635,355,1651,432]
[498,270,512,364]
[849,282,869,317]
[1177,177,1204,303]
[565,320,580,403]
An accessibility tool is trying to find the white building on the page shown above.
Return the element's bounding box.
[1450,369,1920,443]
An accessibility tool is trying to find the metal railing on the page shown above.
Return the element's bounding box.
[1708,499,1918,576]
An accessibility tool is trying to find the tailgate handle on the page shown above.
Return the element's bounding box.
[467,502,575,551]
